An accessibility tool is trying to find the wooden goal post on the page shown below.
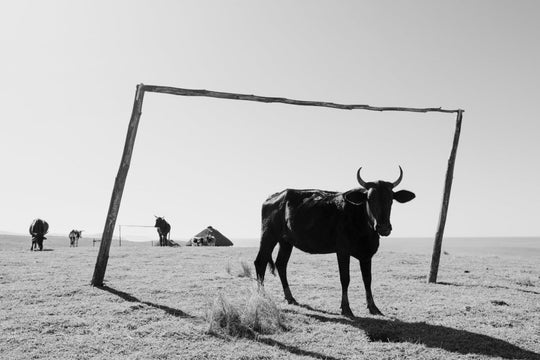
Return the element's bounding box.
[91,84,463,286]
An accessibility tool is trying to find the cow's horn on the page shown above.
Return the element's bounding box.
[356,167,368,188]
[392,166,403,188]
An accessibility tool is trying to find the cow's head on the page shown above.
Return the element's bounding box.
[154,216,166,229]
[344,166,415,237]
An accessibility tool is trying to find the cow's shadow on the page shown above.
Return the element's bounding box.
[301,310,539,360]
[98,285,194,319]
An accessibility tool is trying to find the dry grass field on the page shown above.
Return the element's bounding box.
[1,236,539,359]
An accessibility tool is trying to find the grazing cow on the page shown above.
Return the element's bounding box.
[154,216,171,246]
[193,234,215,246]
[205,234,216,246]
[29,218,49,251]
[69,230,83,247]
[254,167,415,317]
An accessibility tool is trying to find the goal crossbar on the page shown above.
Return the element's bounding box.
[142,84,461,114]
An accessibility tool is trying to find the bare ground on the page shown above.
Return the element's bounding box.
[1,240,539,359]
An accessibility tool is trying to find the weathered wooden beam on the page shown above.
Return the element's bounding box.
[91,84,145,286]
[428,110,464,283]
[142,84,461,114]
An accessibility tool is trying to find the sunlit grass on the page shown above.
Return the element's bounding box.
[0,243,538,359]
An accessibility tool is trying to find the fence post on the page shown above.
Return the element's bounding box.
[428,110,463,283]
[91,84,145,286]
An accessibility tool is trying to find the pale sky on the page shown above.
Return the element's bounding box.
[1,1,539,243]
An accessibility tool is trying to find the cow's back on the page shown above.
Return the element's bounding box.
[262,189,342,254]
[29,219,49,236]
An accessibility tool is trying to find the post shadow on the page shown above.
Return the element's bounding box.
[437,281,540,295]
[98,285,194,319]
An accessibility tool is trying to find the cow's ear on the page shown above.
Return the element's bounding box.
[344,189,367,205]
[394,190,415,203]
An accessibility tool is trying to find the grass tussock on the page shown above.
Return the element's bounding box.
[206,286,286,338]
[206,292,251,337]
[225,259,253,278]
[225,260,232,276]
[238,260,253,278]
[243,285,287,334]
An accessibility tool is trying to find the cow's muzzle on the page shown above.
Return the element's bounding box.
[376,224,392,237]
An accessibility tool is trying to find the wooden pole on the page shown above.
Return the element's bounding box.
[428,110,464,283]
[91,84,145,286]
[141,85,461,114]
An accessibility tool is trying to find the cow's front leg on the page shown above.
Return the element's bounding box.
[360,258,383,315]
[276,242,297,305]
[337,253,354,317]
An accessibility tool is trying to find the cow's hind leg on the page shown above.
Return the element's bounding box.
[254,233,278,284]
[275,242,297,305]
[360,258,383,315]
[337,253,354,317]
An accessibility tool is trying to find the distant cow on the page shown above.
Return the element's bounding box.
[254,167,415,317]
[154,217,171,246]
[69,230,83,247]
[29,219,49,251]
[193,234,215,246]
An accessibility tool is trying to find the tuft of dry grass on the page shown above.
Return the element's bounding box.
[238,260,253,278]
[206,286,286,338]
[224,259,253,278]
[243,285,287,334]
[206,292,253,338]
[225,260,232,276]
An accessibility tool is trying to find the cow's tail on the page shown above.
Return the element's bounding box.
[254,248,276,278]
[268,256,276,275]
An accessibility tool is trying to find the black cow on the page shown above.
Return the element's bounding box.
[29,218,49,251]
[69,230,83,247]
[254,167,415,317]
[154,216,171,246]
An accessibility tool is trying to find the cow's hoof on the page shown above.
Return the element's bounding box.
[286,297,298,305]
[368,305,384,316]
[341,307,355,318]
